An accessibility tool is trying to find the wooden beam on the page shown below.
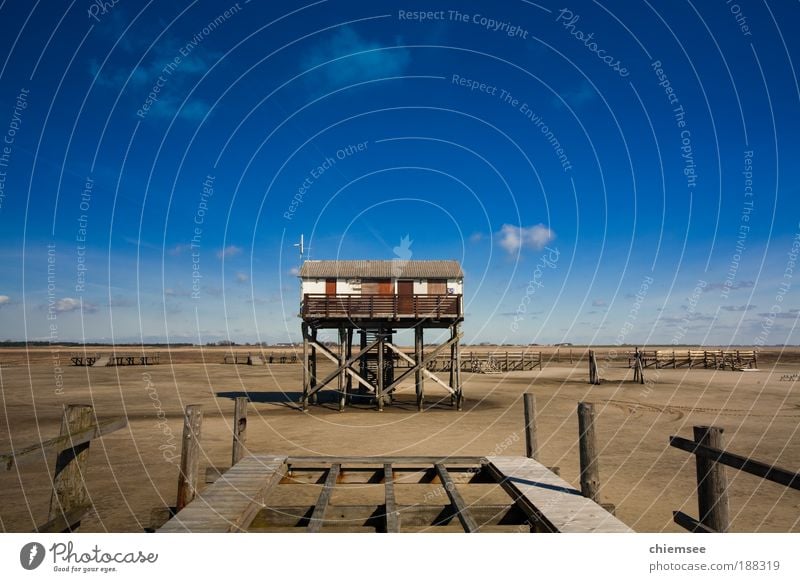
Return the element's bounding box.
[308,463,341,532]
[287,455,484,466]
[384,333,461,394]
[2,416,127,471]
[415,327,424,411]
[231,397,247,465]
[435,463,479,533]
[669,435,800,491]
[523,393,539,461]
[672,510,715,533]
[578,402,600,502]
[693,426,730,532]
[305,337,381,397]
[35,505,91,533]
[176,405,202,511]
[383,464,399,532]
[384,342,454,393]
[48,405,93,529]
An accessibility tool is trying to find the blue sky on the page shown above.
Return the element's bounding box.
[0,0,798,345]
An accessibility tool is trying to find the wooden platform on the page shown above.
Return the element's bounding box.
[158,455,631,533]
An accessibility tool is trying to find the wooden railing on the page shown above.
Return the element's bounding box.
[302,294,462,319]
[670,426,799,532]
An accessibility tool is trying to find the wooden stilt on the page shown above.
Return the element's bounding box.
[301,323,310,411]
[415,326,424,411]
[377,331,384,411]
[176,405,203,511]
[578,402,600,502]
[338,328,347,412]
[523,393,538,460]
[48,404,93,530]
[231,397,247,465]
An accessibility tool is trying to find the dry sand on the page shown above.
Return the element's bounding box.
[1,346,799,532]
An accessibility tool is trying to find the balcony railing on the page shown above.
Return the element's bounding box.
[301,294,462,319]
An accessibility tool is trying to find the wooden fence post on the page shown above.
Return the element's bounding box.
[588,350,600,385]
[523,393,539,460]
[231,397,248,465]
[693,426,730,532]
[176,405,203,511]
[578,402,600,502]
[48,404,93,528]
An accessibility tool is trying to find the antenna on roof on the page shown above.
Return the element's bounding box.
[293,234,304,261]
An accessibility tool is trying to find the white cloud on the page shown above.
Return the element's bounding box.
[497,224,556,254]
[217,245,242,259]
[0,295,9,306]
[289,267,300,276]
[235,272,249,283]
[592,299,607,307]
[55,297,96,313]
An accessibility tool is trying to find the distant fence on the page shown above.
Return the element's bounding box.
[223,352,298,365]
[1,404,126,532]
[628,349,757,370]
[70,353,160,366]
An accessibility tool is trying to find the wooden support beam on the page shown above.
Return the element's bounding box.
[48,404,94,530]
[415,327,424,411]
[308,463,341,532]
[669,435,800,491]
[2,416,126,471]
[231,397,247,465]
[338,328,347,412]
[383,464,399,532]
[673,510,715,533]
[384,342,454,393]
[302,323,310,410]
[36,505,91,533]
[377,332,385,411]
[435,463,479,533]
[176,405,203,511]
[523,393,539,461]
[384,333,461,395]
[305,336,381,398]
[578,402,600,502]
[692,426,730,533]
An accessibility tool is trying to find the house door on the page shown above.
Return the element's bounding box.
[325,279,336,295]
[398,280,414,313]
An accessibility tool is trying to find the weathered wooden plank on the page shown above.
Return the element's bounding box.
[384,464,399,533]
[159,455,287,532]
[669,435,800,491]
[435,464,479,533]
[2,416,127,471]
[307,463,341,532]
[487,456,632,533]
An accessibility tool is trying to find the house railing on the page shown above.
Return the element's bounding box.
[301,294,462,319]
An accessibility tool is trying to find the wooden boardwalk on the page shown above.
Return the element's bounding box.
[158,454,630,533]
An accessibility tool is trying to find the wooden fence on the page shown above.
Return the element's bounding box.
[70,352,160,366]
[628,349,757,370]
[670,426,799,532]
[0,404,126,532]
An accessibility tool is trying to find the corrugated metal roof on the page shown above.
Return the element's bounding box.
[298,260,463,279]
